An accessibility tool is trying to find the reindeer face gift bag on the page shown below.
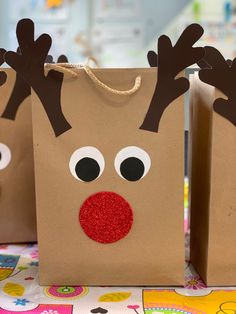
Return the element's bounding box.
[0,49,37,244]
[190,47,236,286]
[5,19,204,285]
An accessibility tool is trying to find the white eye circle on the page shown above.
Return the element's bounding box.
[69,146,105,182]
[114,146,151,181]
[0,143,11,170]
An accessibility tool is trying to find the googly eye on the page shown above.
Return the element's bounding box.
[114,146,151,181]
[69,146,105,182]
[0,143,11,170]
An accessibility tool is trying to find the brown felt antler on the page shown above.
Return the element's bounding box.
[197,51,232,69]
[0,48,7,86]
[4,19,71,136]
[199,46,236,126]
[147,50,158,67]
[141,24,204,132]
[1,48,31,120]
[45,54,69,63]
[2,46,69,121]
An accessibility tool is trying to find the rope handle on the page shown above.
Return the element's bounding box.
[45,62,142,96]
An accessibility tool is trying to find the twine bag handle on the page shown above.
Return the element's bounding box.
[45,61,142,96]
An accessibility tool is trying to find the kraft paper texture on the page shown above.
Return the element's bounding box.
[190,72,236,285]
[32,68,185,286]
[0,68,36,243]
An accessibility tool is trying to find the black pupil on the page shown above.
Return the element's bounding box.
[75,157,100,182]
[120,157,145,181]
[0,151,1,161]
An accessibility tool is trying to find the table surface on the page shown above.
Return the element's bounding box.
[0,243,236,313]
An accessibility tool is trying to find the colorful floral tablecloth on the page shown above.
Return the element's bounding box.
[0,244,236,314]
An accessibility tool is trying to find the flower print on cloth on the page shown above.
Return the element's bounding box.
[143,289,236,313]
[0,255,20,281]
[185,276,207,290]
[98,292,131,302]
[3,283,25,297]
[44,286,88,300]
[1,244,236,314]
[13,299,30,306]
[217,301,236,314]
[127,305,141,313]
[29,249,38,259]
[0,304,73,313]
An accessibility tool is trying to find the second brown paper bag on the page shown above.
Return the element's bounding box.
[0,50,69,244]
[190,65,236,285]
[0,65,36,244]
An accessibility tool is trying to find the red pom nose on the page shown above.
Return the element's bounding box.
[79,192,133,244]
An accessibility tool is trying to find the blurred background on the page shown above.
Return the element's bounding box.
[0,0,236,67]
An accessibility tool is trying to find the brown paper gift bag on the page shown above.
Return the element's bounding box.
[190,46,236,286]
[33,67,186,286]
[0,64,36,244]
[5,19,204,285]
[0,49,68,244]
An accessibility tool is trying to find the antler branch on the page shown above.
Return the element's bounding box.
[199,46,236,126]
[45,54,68,63]
[57,55,68,63]
[2,46,69,121]
[0,48,7,86]
[141,24,204,132]
[4,19,71,136]
[1,48,30,120]
[147,50,158,67]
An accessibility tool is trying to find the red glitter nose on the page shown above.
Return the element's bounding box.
[79,191,133,244]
